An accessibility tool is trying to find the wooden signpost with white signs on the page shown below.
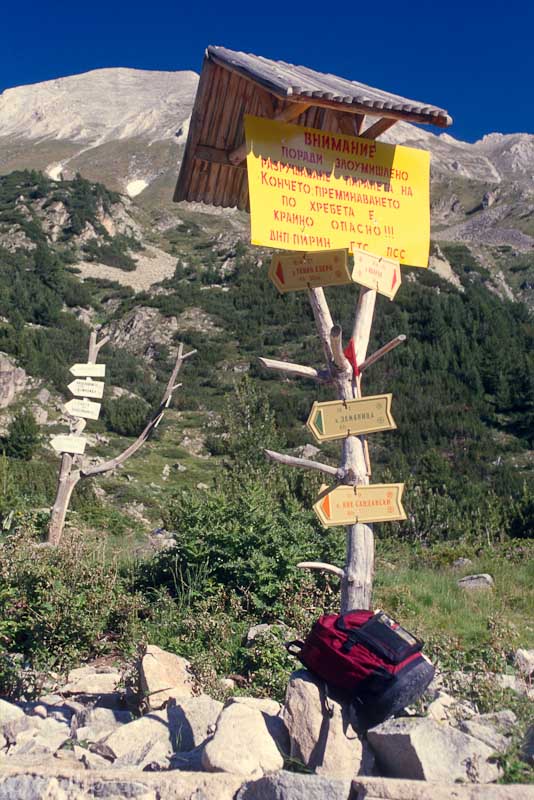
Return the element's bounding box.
[47,332,195,545]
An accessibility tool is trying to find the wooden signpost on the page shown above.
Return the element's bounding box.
[50,435,87,455]
[64,398,101,420]
[352,250,402,301]
[70,363,106,378]
[307,394,396,442]
[68,379,105,399]
[269,250,351,293]
[313,483,406,527]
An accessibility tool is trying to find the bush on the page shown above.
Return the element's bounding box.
[103,396,150,436]
[3,410,40,460]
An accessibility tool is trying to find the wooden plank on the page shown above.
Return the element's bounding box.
[174,57,215,202]
[194,145,246,169]
[228,100,312,165]
[360,117,398,139]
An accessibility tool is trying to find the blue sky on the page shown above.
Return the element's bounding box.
[3,1,532,142]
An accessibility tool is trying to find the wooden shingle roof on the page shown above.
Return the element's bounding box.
[174,46,452,210]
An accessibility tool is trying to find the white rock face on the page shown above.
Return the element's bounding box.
[202,702,284,777]
[367,717,501,783]
[282,669,364,779]
[0,67,198,145]
[139,645,195,710]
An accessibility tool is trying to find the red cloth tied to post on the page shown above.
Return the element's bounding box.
[343,338,360,377]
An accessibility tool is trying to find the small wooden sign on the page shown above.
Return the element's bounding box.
[70,363,106,378]
[307,394,396,442]
[50,435,87,455]
[68,379,105,399]
[65,398,101,421]
[269,250,351,293]
[351,250,401,300]
[313,483,406,527]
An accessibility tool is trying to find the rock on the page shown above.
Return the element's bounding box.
[452,557,473,569]
[246,623,274,644]
[520,724,534,766]
[62,665,122,696]
[294,444,321,460]
[104,708,179,768]
[173,462,187,472]
[31,705,48,720]
[495,673,533,698]
[457,574,494,591]
[227,697,288,755]
[0,353,29,408]
[37,388,50,404]
[426,692,476,723]
[74,706,134,742]
[169,743,205,771]
[0,699,25,726]
[237,770,351,800]
[218,677,236,691]
[167,695,223,752]
[282,669,363,778]
[73,744,112,770]
[458,719,510,754]
[162,464,170,481]
[196,482,209,490]
[5,717,71,758]
[515,648,534,678]
[354,777,534,799]
[367,716,501,783]
[202,702,283,777]
[139,645,195,710]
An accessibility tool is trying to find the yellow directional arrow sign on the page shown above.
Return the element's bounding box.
[50,435,87,455]
[65,398,101,421]
[313,483,406,527]
[351,249,401,300]
[307,394,396,442]
[269,249,351,293]
[68,379,105,399]
[70,363,106,378]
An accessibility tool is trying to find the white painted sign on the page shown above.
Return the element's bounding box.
[65,398,101,420]
[50,435,87,455]
[70,363,106,378]
[68,379,105,399]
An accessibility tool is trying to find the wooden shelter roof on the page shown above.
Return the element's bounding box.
[174,46,452,210]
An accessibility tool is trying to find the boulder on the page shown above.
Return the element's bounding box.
[3,717,71,758]
[367,717,501,783]
[227,697,288,755]
[73,706,134,743]
[237,770,351,800]
[167,695,223,752]
[0,353,28,408]
[139,645,195,710]
[353,777,534,799]
[515,648,534,678]
[202,702,283,777]
[458,719,510,754]
[103,708,181,768]
[282,669,363,778]
[0,699,25,726]
[452,557,473,570]
[62,665,121,697]
[521,724,534,766]
[457,574,494,591]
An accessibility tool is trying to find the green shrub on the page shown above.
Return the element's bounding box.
[103,396,150,436]
[3,410,40,461]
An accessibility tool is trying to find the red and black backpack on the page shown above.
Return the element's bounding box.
[288,609,435,729]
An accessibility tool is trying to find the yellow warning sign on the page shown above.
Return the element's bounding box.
[245,115,430,267]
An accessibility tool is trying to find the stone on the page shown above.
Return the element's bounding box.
[246,623,274,644]
[74,707,134,743]
[426,692,476,723]
[520,724,534,766]
[73,744,113,770]
[294,444,321,460]
[0,699,25,726]
[229,697,282,716]
[202,702,283,777]
[167,695,223,752]
[227,697,288,755]
[475,710,517,735]
[62,665,121,696]
[103,706,193,768]
[237,770,351,800]
[31,705,48,719]
[495,673,533,698]
[457,574,494,591]
[218,678,236,691]
[139,645,195,710]
[282,669,363,779]
[353,777,534,799]
[367,716,501,783]
[0,353,28,408]
[6,717,71,758]
[458,719,510,754]
[452,557,473,569]
[515,648,534,678]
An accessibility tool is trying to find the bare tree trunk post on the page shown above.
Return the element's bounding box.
[47,331,195,545]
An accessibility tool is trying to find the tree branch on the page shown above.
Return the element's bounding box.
[81,344,195,477]
[307,287,335,368]
[330,325,352,374]
[264,449,340,478]
[359,335,406,373]
[258,357,325,382]
[297,561,345,579]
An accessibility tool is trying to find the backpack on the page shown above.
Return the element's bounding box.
[287,609,435,729]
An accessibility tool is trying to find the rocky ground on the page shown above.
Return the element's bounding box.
[0,643,533,799]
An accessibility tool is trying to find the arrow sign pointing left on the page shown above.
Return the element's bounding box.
[313,483,406,527]
[65,398,101,420]
[70,363,106,378]
[269,249,351,293]
[68,379,105,399]
[307,394,396,443]
[50,435,87,455]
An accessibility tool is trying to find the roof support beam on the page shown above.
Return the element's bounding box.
[360,117,397,139]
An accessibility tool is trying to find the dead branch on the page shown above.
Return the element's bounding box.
[359,334,407,373]
[297,561,345,579]
[257,357,325,382]
[264,449,340,478]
